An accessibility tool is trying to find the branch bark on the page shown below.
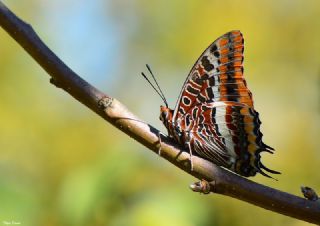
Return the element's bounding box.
[0,1,319,224]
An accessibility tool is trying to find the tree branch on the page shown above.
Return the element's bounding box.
[0,1,319,224]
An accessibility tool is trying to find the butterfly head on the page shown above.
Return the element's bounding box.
[159,106,173,125]
[160,105,176,136]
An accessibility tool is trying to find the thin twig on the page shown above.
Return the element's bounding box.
[0,1,319,224]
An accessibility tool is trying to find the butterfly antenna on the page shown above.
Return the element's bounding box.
[141,64,169,107]
[145,64,169,107]
[141,71,168,107]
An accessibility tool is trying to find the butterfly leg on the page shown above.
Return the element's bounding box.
[157,131,168,156]
[157,131,162,156]
[184,132,194,171]
[187,141,194,171]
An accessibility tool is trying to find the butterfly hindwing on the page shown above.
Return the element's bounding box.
[186,101,275,176]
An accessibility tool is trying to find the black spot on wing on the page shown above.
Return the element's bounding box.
[179,108,185,115]
[192,107,198,119]
[210,108,216,122]
[183,96,191,106]
[197,93,206,103]
[185,114,191,127]
[198,114,205,124]
[186,84,199,95]
[210,44,218,53]
[201,73,209,80]
[225,83,238,95]
[201,56,214,72]
[201,105,210,111]
[194,77,204,86]
[206,87,214,99]
[213,51,220,58]
[208,76,215,86]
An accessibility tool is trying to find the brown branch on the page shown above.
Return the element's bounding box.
[0,1,319,224]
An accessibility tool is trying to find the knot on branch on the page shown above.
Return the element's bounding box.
[190,180,212,194]
[98,96,113,109]
[301,186,319,201]
[50,78,63,88]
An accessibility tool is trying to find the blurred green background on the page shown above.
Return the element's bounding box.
[0,0,319,225]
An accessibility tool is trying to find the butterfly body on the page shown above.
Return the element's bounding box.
[159,31,279,177]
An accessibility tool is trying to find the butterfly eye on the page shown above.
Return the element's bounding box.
[159,111,166,121]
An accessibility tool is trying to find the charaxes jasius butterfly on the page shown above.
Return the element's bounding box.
[142,30,279,178]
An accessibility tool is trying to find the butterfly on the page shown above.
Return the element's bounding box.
[142,30,279,178]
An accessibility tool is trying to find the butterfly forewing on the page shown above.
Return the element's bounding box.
[173,31,253,123]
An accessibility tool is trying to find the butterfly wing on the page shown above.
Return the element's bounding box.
[173,31,278,177]
[173,30,252,121]
[187,102,277,177]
